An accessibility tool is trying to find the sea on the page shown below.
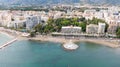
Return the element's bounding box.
[0,33,120,67]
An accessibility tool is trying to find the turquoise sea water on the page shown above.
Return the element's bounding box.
[0,34,120,67]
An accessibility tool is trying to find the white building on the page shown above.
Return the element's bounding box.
[107,21,118,34]
[0,12,13,26]
[95,12,104,19]
[98,23,106,34]
[61,26,82,34]
[86,24,98,34]
[8,20,26,28]
[41,15,49,22]
[83,9,96,20]
[53,12,64,19]
[26,16,41,30]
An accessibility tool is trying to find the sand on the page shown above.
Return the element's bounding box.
[0,31,14,38]
[0,27,119,48]
[29,36,120,48]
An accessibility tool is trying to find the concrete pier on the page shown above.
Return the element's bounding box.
[0,38,17,49]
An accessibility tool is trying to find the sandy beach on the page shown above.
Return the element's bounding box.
[29,35,120,48]
[0,31,14,38]
[83,39,120,48]
[0,27,23,38]
[0,27,120,48]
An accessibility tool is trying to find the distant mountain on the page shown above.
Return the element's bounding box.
[88,0,120,5]
[0,0,120,6]
[0,0,80,5]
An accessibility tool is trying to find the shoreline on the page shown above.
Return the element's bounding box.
[29,36,120,48]
[0,31,15,38]
[0,27,119,48]
[0,27,23,39]
[81,39,120,48]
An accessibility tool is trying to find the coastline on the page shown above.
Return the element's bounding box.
[0,31,15,38]
[0,27,23,39]
[0,27,119,48]
[81,39,120,48]
[29,36,120,48]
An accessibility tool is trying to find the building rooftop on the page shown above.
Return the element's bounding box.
[62,26,81,29]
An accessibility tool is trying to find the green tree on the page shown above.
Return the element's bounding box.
[30,32,36,37]
[34,24,43,34]
[105,23,109,32]
[33,18,88,34]
[79,22,86,32]
[88,17,106,24]
[88,17,108,32]
[116,27,120,38]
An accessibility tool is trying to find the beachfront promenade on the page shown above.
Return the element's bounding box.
[0,38,17,49]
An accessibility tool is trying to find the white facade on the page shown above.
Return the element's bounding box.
[86,24,98,34]
[98,23,106,34]
[41,15,49,22]
[26,16,40,30]
[61,26,82,34]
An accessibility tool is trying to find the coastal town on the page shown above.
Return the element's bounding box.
[1,0,120,66]
[0,4,120,50]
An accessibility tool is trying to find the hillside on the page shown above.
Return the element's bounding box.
[0,0,120,6]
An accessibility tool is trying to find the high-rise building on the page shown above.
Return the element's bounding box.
[98,23,106,34]
[107,22,118,34]
[26,16,40,30]
[86,24,98,34]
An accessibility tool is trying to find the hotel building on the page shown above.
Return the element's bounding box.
[98,23,106,34]
[86,24,98,34]
[61,26,82,34]
[26,16,41,30]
